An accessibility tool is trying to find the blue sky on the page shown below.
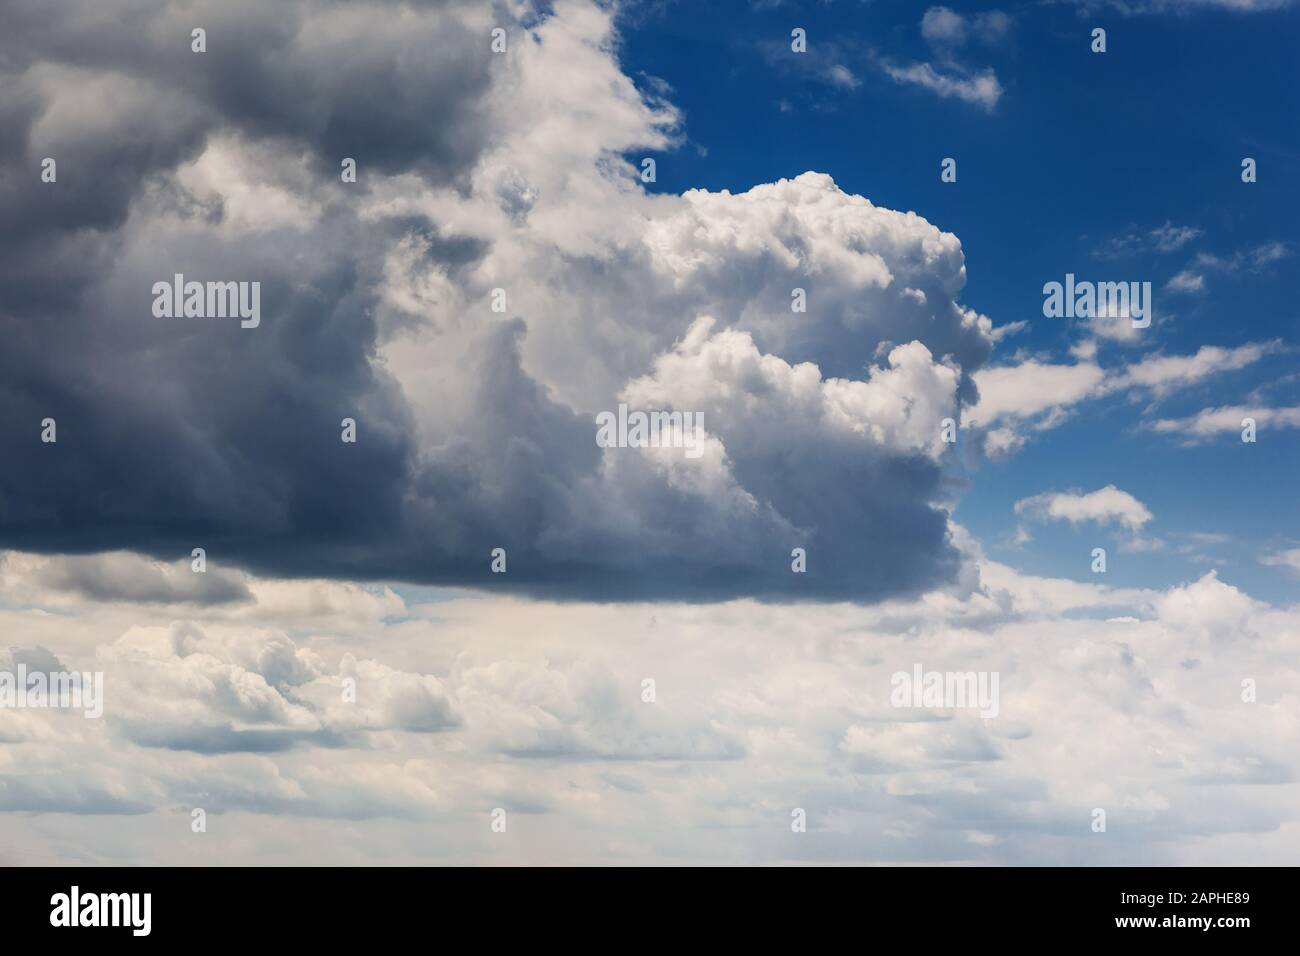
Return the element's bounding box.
[625,0,1300,600]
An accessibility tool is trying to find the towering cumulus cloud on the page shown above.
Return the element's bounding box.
[0,0,994,601]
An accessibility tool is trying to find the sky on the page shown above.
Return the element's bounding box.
[0,0,1297,865]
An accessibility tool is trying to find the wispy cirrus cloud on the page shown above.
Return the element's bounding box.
[1167,241,1290,294]
[1068,0,1292,13]
[882,61,1003,110]
[1151,404,1300,441]
[1094,221,1203,259]
[1260,548,1300,575]
[963,342,1277,447]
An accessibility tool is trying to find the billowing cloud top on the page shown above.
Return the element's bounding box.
[0,0,996,602]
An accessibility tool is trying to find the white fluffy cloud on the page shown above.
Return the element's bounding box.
[1015,485,1154,532]
[2,545,1297,864]
[624,317,961,462]
[897,6,1009,113]
[966,358,1105,426]
[355,9,1003,601]
[0,0,1012,603]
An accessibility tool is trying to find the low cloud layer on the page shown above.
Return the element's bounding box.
[1,545,1295,864]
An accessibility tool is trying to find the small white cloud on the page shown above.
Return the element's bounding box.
[883,62,1002,111]
[1111,342,1276,396]
[921,6,968,44]
[825,63,861,89]
[989,320,1028,343]
[1015,485,1154,532]
[921,7,1011,46]
[1150,222,1202,253]
[966,358,1105,425]
[1152,405,1300,439]
[1084,313,1145,344]
[1261,549,1300,575]
[1166,270,1206,294]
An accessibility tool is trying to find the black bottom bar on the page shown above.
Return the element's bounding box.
[1,866,1289,942]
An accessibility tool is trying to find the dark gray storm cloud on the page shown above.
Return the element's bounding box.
[0,0,990,602]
